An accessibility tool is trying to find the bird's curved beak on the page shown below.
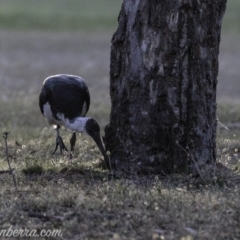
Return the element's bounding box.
[89,132,111,170]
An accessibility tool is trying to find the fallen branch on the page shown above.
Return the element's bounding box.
[28,211,64,223]
[28,212,51,221]
[0,168,15,174]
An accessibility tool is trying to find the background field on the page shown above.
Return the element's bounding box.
[0,1,240,239]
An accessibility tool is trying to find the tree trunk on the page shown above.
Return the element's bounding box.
[104,0,227,174]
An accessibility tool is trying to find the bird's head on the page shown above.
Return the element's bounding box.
[85,118,101,137]
[85,118,111,170]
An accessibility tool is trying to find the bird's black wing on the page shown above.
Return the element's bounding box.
[39,86,48,115]
[40,75,90,121]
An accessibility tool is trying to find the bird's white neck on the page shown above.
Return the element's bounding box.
[63,117,90,133]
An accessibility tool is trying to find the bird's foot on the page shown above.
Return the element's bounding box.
[52,135,68,155]
[69,152,73,160]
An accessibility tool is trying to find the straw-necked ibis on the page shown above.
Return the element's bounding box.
[39,74,110,170]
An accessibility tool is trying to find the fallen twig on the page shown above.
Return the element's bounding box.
[217,117,229,130]
[0,168,15,174]
[28,211,64,223]
[28,212,51,221]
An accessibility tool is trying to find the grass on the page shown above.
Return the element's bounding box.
[0,39,239,239]
[0,1,240,239]
[0,0,122,31]
[0,0,239,33]
[222,0,240,33]
[0,154,240,239]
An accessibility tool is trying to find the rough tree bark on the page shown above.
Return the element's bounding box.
[104,0,227,174]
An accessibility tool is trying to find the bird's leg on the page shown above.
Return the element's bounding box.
[70,132,77,151]
[52,125,68,155]
[69,132,77,159]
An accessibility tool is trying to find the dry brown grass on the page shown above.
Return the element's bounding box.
[0,161,240,239]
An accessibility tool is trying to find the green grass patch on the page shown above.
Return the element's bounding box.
[22,164,44,175]
[0,0,122,31]
[0,0,239,33]
[218,102,240,123]
[222,0,240,33]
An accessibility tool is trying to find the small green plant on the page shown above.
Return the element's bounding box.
[22,164,44,175]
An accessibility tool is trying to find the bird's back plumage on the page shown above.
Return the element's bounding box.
[39,74,90,123]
